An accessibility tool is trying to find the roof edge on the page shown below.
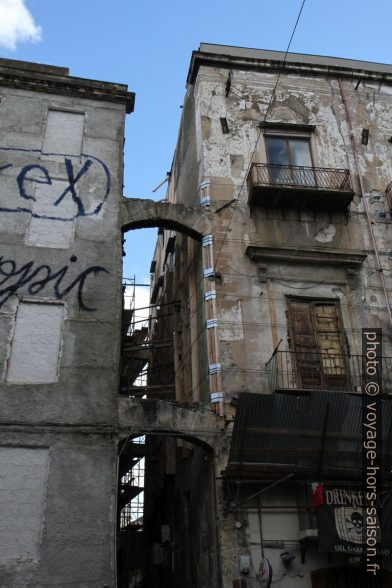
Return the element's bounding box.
[187,45,392,86]
[0,59,135,114]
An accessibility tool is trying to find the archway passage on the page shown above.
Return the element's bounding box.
[120,198,210,241]
[116,428,220,588]
[118,200,219,587]
[120,198,211,404]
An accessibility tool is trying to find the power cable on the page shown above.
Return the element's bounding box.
[213,0,307,272]
[128,3,308,402]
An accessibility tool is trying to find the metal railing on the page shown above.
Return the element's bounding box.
[247,163,353,193]
[266,350,392,394]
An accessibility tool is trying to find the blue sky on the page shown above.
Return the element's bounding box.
[1,0,392,289]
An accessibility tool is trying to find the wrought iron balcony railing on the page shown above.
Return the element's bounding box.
[247,163,354,210]
[266,350,392,394]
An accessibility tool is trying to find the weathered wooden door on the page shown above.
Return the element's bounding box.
[287,299,350,391]
[287,300,322,389]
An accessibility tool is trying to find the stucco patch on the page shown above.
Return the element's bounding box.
[0,447,49,562]
[314,224,336,243]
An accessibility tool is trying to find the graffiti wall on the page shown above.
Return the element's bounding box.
[0,147,111,220]
[0,147,113,312]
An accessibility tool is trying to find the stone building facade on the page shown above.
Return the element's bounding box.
[145,45,392,587]
[2,45,392,588]
[0,58,134,586]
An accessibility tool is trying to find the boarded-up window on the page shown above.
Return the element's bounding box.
[0,447,49,561]
[42,110,84,156]
[25,178,76,248]
[6,302,63,384]
[287,299,349,391]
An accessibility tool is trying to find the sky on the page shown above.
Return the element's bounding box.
[1,0,391,313]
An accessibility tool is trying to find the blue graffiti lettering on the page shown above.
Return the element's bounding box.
[0,255,108,312]
[17,164,52,201]
[54,158,93,215]
[0,147,111,220]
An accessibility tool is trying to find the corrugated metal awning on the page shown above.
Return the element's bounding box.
[227,392,392,480]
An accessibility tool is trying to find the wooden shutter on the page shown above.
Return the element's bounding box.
[287,300,322,389]
[313,303,349,391]
[287,299,350,391]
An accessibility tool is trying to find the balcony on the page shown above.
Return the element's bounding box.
[265,350,392,395]
[247,163,354,211]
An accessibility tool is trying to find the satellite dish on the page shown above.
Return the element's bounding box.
[257,558,272,587]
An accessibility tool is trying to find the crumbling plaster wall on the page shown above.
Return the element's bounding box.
[190,66,392,396]
[150,58,392,588]
[0,86,125,422]
[0,83,125,585]
[0,431,117,586]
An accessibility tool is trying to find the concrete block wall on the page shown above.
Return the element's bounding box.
[0,59,133,586]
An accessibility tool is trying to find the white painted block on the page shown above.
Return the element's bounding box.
[0,447,49,561]
[6,302,63,384]
[25,179,75,248]
[42,110,84,156]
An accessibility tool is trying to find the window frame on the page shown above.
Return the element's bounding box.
[262,127,318,189]
[265,134,315,169]
[286,296,351,391]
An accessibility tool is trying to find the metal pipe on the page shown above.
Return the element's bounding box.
[257,497,265,559]
[337,78,392,328]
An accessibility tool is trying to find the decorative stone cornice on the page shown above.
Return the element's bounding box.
[246,245,367,267]
[246,245,367,286]
[0,58,134,113]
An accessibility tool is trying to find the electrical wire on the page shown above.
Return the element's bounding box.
[123,300,180,312]
[127,312,173,327]
[213,0,307,273]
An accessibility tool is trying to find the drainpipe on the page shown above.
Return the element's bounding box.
[337,78,392,328]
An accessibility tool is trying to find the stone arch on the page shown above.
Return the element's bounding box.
[118,397,220,448]
[116,398,220,588]
[121,197,210,241]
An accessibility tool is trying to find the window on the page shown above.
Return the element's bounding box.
[286,298,350,390]
[266,136,312,166]
[265,136,315,186]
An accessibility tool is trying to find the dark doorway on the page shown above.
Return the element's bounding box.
[311,566,392,588]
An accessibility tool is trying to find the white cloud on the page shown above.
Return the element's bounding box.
[0,0,42,50]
